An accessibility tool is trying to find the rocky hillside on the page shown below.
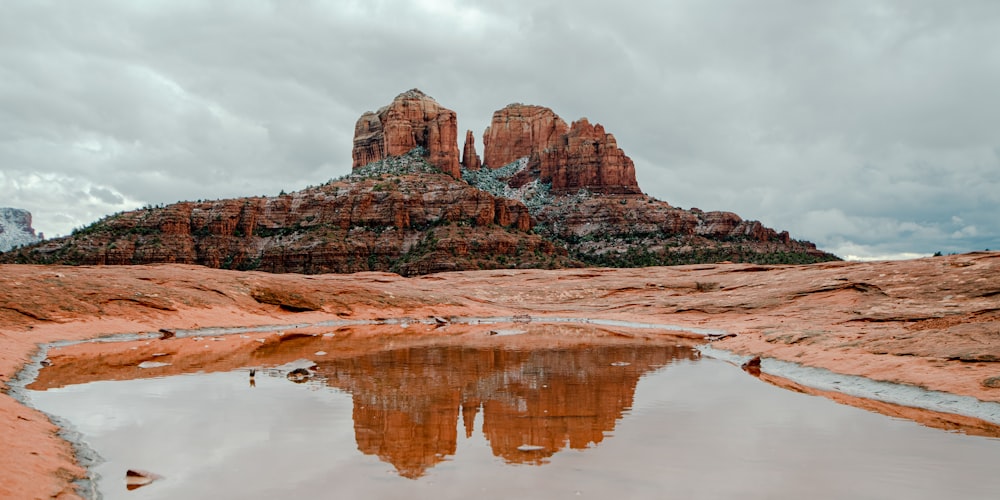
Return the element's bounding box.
[1,150,572,275]
[3,89,836,273]
[465,164,833,266]
[0,207,40,252]
[464,103,836,266]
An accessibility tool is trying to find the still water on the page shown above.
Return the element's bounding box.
[26,342,1000,500]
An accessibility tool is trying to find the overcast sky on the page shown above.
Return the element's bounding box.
[2,0,998,260]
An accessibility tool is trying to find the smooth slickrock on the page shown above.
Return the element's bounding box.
[2,252,1000,497]
[352,89,460,178]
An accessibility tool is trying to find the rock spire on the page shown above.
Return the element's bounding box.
[461,130,481,170]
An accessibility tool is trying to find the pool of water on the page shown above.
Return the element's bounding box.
[24,340,1000,499]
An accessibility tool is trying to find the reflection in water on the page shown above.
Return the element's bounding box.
[25,333,1000,500]
[321,345,692,478]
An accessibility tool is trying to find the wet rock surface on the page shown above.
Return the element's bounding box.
[2,251,1000,497]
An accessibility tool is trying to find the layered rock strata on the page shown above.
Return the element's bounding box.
[481,104,640,195]
[2,153,569,275]
[482,104,568,169]
[513,118,641,195]
[352,89,460,178]
[529,195,829,266]
[7,89,836,271]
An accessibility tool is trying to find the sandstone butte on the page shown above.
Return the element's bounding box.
[2,252,1000,497]
[351,91,830,265]
[482,104,640,195]
[0,88,837,271]
[352,89,461,178]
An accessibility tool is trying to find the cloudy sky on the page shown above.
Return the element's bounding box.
[2,0,998,260]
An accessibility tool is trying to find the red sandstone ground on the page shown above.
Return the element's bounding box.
[2,252,1000,498]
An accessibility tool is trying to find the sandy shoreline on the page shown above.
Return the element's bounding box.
[2,253,999,498]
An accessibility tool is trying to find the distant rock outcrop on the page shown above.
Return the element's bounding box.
[461,130,481,171]
[0,207,40,252]
[530,195,829,266]
[352,89,461,178]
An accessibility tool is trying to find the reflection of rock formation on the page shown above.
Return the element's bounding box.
[479,348,654,465]
[319,345,694,477]
[353,392,460,479]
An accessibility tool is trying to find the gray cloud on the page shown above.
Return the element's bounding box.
[1,0,997,258]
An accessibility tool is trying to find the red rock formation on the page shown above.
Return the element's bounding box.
[6,90,835,272]
[352,89,460,178]
[482,104,568,169]
[461,130,481,170]
[526,118,641,195]
[2,169,571,275]
[695,210,775,242]
[481,105,640,195]
[531,194,832,264]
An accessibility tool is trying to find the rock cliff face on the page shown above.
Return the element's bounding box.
[514,118,641,195]
[352,89,461,178]
[481,104,640,195]
[461,130,481,170]
[482,104,568,169]
[0,207,40,252]
[2,152,571,275]
[530,194,829,266]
